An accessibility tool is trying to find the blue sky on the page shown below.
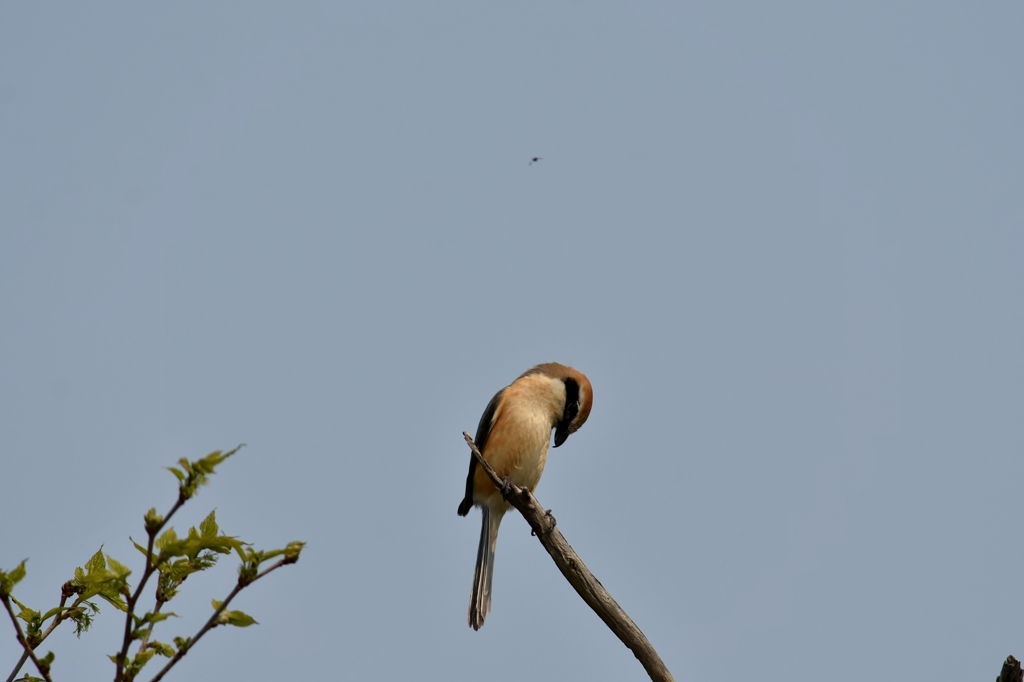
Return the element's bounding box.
[2,3,1022,681]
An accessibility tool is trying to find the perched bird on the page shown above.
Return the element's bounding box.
[458,362,593,630]
[529,156,543,165]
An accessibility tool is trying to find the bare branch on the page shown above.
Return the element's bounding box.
[998,656,1023,682]
[463,432,676,682]
[7,650,28,682]
[1,595,53,682]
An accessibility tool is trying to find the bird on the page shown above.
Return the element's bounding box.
[457,362,593,630]
[529,156,543,165]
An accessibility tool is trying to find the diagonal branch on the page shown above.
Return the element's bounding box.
[6,582,74,682]
[6,650,28,682]
[463,432,676,682]
[145,557,292,682]
[1,595,53,682]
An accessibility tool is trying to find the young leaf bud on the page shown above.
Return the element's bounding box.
[144,508,164,532]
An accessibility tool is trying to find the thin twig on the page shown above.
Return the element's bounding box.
[463,432,676,682]
[114,494,186,682]
[1,595,53,682]
[135,596,166,656]
[5,584,72,682]
[7,650,28,682]
[146,558,291,682]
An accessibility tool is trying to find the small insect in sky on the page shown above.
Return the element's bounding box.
[529,157,543,165]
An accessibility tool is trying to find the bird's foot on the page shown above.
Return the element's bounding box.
[499,477,514,500]
[532,509,557,536]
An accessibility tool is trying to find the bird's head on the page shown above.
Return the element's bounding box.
[519,362,593,447]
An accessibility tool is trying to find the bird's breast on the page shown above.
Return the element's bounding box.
[472,390,559,506]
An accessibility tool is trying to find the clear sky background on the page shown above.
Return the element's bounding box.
[2,3,1022,681]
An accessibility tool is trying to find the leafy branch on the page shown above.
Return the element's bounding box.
[2,554,115,682]
[1,564,53,682]
[147,541,303,682]
[112,446,243,682]
[2,447,303,682]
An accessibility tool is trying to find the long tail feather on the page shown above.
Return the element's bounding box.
[469,506,503,630]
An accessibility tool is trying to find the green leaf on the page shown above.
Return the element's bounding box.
[173,635,191,653]
[199,510,218,538]
[8,559,27,585]
[75,561,129,612]
[160,557,195,583]
[149,640,175,658]
[131,538,153,561]
[155,527,179,552]
[158,521,244,566]
[197,445,243,473]
[15,604,41,623]
[217,608,258,627]
[106,555,132,580]
[131,647,156,670]
[101,592,128,612]
[0,559,28,596]
[212,599,258,625]
[85,548,106,573]
[141,611,177,624]
[41,606,64,621]
[73,547,129,610]
[227,609,257,627]
[174,446,243,499]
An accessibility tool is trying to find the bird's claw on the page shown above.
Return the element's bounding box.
[532,509,557,536]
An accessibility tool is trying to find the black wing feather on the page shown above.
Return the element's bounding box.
[458,387,505,516]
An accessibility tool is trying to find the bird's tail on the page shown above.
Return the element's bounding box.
[469,505,503,630]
